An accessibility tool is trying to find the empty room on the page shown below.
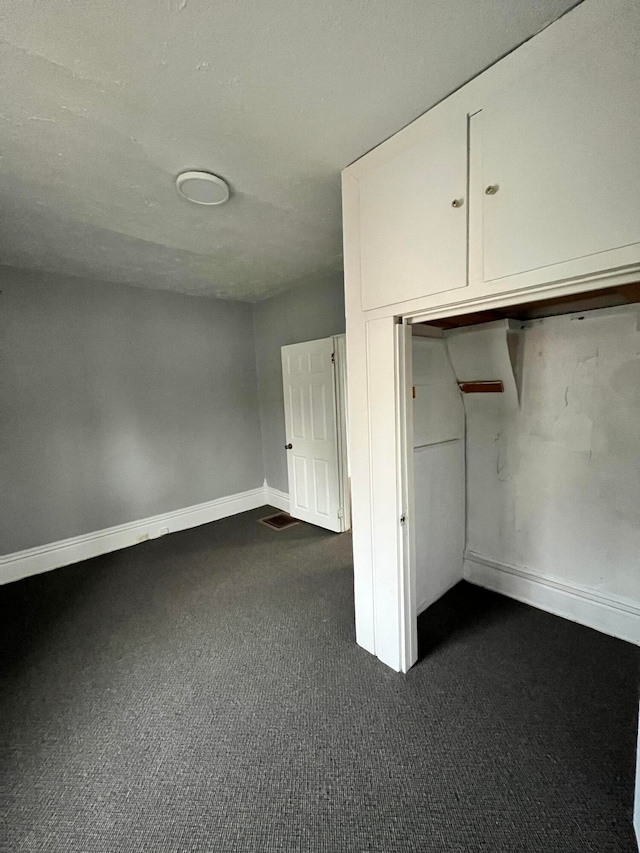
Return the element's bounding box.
[1,0,639,851]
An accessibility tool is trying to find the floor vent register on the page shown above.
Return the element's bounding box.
[258,512,301,531]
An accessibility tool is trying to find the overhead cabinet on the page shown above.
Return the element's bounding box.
[354,0,640,314]
[358,117,468,311]
[473,8,640,291]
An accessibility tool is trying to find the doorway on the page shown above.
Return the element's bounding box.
[399,283,640,663]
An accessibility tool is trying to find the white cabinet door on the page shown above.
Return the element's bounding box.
[358,117,468,311]
[476,0,640,290]
[281,338,342,533]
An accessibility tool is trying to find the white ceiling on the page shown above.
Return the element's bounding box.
[0,0,579,300]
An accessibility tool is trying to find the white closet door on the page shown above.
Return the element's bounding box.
[411,336,465,614]
[358,116,468,311]
[478,0,640,288]
[281,338,341,533]
[414,442,465,615]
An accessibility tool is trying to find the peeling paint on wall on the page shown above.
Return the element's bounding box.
[463,305,640,603]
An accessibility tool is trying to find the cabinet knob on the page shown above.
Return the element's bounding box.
[485,184,499,195]
[451,198,464,208]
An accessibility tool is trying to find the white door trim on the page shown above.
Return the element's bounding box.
[634,708,640,849]
[333,334,351,532]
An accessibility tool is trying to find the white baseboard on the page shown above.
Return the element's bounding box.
[263,482,290,513]
[1,485,280,586]
[464,550,640,646]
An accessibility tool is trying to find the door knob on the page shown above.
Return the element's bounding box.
[285,443,293,450]
[485,184,499,195]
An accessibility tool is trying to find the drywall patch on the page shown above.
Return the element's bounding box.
[611,356,640,408]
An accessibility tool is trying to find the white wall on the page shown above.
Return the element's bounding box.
[461,306,640,621]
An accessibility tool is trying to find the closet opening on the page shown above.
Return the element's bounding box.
[403,281,640,659]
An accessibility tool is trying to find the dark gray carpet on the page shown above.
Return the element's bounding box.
[1,507,637,852]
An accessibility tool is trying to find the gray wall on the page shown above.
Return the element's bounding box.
[1,268,264,553]
[252,274,345,493]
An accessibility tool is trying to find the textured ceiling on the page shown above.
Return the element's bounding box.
[0,0,579,300]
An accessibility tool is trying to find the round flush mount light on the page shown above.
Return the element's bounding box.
[175,171,230,205]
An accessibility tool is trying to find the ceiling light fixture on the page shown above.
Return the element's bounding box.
[175,171,230,205]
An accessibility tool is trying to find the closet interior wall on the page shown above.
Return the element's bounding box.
[412,304,640,630]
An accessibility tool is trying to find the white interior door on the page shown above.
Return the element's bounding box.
[282,337,342,532]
